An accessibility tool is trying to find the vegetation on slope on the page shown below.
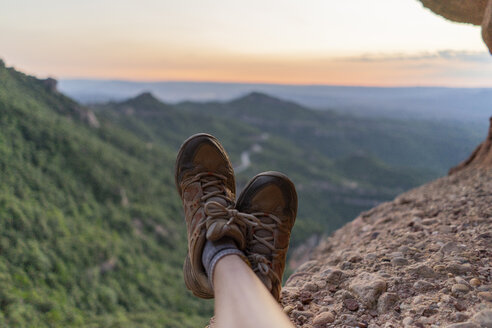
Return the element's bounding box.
[0,61,212,327]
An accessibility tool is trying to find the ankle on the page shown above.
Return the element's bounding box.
[201,238,247,290]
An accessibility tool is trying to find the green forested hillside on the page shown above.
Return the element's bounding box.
[0,61,212,327]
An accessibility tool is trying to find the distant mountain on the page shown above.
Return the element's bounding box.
[175,93,484,174]
[116,91,172,112]
[60,79,492,123]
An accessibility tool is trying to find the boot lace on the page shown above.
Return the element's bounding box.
[245,212,282,285]
[183,172,281,283]
[182,172,257,232]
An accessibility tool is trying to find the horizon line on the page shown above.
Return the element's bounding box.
[58,77,492,89]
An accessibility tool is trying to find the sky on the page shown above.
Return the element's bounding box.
[1,0,492,86]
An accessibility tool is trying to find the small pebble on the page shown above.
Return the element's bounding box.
[434,264,446,272]
[414,280,435,291]
[454,301,466,311]
[402,317,413,326]
[312,312,335,327]
[452,284,470,295]
[303,282,319,292]
[410,264,436,278]
[344,298,359,311]
[453,312,469,322]
[470,278,481,287]
[322,296,334,304]
[447,263,472,275]
[283,305,294,314]
[300,291,313,304]
[392,257,409,266]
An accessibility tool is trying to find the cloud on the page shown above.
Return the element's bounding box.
[340,50,491,63]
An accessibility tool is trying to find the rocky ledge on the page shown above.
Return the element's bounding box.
[282,167,492,328]
[281,119,492,327]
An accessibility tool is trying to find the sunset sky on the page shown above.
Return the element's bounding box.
[1,0,492,86]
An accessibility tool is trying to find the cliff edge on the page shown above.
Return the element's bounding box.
[281,119,492,328]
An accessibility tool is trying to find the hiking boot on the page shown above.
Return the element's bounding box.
[236,171,298,301]
[175,133,249,298]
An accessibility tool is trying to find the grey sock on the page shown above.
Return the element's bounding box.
[202,238,245,289]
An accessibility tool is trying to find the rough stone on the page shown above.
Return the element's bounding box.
[414,280,436,291]
[446,323,479,328]
[402,317,413,327]
[452,284,470,296]
[391,257,409,266]
[472,309,492,327]
[312,312,335,327]
[303,282,319,293]
[349,273,387,308]
[441,241,465,254]
[447,263,472,275]
[300,291,313,304]
[470,278,481,287]
[343,298,359,311]
[322,269,345,285]
[377,292,399,314]
[409,264,436,278]
[478,292,492,302]
[339,314,357,326]
[283,305,295,314]
[454,301,467,311]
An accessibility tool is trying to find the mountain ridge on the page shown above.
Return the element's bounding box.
[59,79,492,124]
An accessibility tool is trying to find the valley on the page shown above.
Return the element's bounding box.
[0,60,485,327]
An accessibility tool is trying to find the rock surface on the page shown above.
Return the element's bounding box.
[417,0,492,53]
[450,117,492,174]
[282,165,492,327]
[418,0,488,25]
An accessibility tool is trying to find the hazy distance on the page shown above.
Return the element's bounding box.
[60,79,492,124]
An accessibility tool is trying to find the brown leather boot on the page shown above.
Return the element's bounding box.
[175,133,250,298]
[236,171,298,301]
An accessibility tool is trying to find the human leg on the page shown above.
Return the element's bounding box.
[175,134,297,327]
[213,254,294,328]
[204,171,298,328]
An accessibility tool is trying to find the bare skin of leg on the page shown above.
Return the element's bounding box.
[213,254,295,328]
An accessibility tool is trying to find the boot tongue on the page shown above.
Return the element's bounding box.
[252,216,275,256]
[203,185,230,207]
